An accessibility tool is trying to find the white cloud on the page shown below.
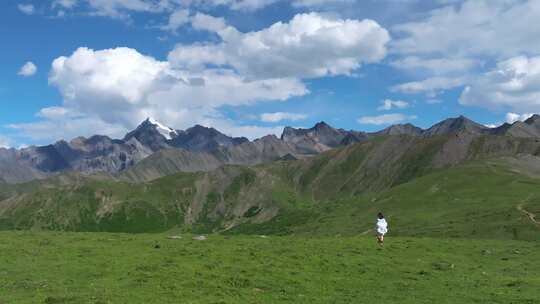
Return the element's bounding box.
[37,106,71,119]
[52,0,78,9]
[50,0,348,17]
[160,9,190,32]
[389,0,540,97]
[227,0,278,11]
[201,118,285,139]
[505,113,535,124]
[49,47,174,111]
[392,76,466,95]
[169,12,390,79]
[0,135,12,148]
[357,113,417,125]
[18,4,35,15]
[167,43,228,71]
[291,0,352,7]
[260,112,307,122]
[145,70,307,108]
[9,115,128,143]
[191,12,227,32]
[377,99,409,111]
[84,0,174,19]
[194,0,278,11]
[48,0,276,18]
[459,55,540,112]
[18,62,37,77]
[392,0,540,58]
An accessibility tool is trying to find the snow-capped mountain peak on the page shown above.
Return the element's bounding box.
[146,117,177,140]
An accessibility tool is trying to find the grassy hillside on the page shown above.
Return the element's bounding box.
[241,158,540,241]
[1,134,540,240]
[0,232,538,304]
[0,166,294,234]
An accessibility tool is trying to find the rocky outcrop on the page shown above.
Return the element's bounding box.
[170,125,248,152]
[491,114,540,138]
[423,116,489,137]
[375,123,423,136]
[281,121,364,154]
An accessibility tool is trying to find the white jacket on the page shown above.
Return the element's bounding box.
[376,218,388,234]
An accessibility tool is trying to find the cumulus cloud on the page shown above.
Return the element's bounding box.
[49,47,175,120]
[377,99,409,111]
[160,9,190,32]
[260,112,307,123]
[459,55,540,112]
[48,46,305,110]
[505,112,535,124]
[169,12,390,79]
[357,113,417,125]
[18,4,35,15]
[18,62,37,77]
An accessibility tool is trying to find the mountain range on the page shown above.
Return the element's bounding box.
[3,114,540,184]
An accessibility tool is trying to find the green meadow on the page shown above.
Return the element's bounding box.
[0,232,539,303]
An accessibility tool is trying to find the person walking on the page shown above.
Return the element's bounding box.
[376,212,388,246]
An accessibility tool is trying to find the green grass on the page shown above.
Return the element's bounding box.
[226,160,540,241]
[0,231,538,303]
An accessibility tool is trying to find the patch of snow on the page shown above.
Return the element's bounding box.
[148,117,177,140]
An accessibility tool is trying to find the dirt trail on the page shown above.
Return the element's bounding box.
[516,203,540,228]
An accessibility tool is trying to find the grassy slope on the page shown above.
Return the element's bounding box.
[0,173,201,232]
[231,159,540,241]
[0,232,539,304]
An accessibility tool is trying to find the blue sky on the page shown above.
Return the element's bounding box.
[1,0,540,147]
